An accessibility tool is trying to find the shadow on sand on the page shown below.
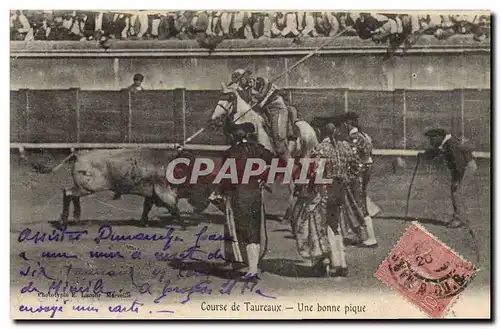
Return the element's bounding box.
[375,215,449,227]
[260,258,326,278]
[167,259,245,281]
[46,213,227,230]
[45,211,291,231]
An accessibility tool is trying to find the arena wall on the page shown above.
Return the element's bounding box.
[10,36,490,91]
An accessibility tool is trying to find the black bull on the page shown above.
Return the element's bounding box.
[60,148,220,226]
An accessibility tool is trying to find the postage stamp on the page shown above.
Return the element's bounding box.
[375,223,477,318]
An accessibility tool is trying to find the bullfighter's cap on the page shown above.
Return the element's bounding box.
[133,73,144,81]
[228,122,256,134]
[424,128,448,137]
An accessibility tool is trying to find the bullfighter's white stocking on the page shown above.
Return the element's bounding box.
[246,243,260,274]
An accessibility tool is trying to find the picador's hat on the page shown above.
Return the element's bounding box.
[424,128,447,137]
[228,122,256,134]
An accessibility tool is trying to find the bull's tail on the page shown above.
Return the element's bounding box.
[51,152,77,173]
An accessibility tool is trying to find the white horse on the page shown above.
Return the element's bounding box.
[210,84,319,221]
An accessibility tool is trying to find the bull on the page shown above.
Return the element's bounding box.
[59,148,214,226]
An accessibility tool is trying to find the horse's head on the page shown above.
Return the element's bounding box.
[209,83,239,128]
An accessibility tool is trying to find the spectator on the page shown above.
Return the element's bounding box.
[10,10,491,43]
[175,11,194,40]
[47,14,68,41]
[126,10,149,39]
[285,12,301,37]
[220,12,233,37]
[61,11,74,31]
[452,15,475,34]
[369,14,400,43]
[414,15,454,40]
[232,11,253,39]
[108,13,127,39]
[101,12,116,37]
[128,74,145,92]
[420,15,442,33]
[67,12,84,41]
[313,12,339,37]
[450,15,488,41]
[399,14,414,37]
[147,12,161,39]
[28,10,50,41]
[77,11,95,40]
[353,13,383,40]
[11,10,31,41]
[300,12,318,37]
[251,12,272,39]
[432,15,455,40]
[336,13,353,36]
[274,12,300,38]
[158,12,176,40]
[191,11,209,35]
[474,15,490,41]
[207,11,223,37]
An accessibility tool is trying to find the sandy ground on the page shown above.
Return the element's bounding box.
[9,152,491,319]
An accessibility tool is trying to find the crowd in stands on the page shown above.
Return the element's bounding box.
[11,10,490,45]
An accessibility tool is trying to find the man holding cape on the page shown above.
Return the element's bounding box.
[220,122,274,280]
[291,115,352,277]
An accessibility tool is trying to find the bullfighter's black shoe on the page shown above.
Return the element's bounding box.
[328,267,348,278]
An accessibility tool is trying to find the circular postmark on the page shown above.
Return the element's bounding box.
[376,224,477,318]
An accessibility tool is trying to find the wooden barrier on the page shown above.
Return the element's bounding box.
[9,87,491,153]
[463,89,491,151]
[405,90,457,149]
[9,142,491,159]
[78,90,124,143]
[129,90,175,143]
[344,90,395,149]
[184,90,227,145]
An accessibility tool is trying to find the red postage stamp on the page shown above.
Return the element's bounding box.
[375,223,477,318]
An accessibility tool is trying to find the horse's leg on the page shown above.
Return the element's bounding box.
[283,180,296,223]
[140,196,155,227]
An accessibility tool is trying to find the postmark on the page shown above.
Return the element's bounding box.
[375,223,477,318]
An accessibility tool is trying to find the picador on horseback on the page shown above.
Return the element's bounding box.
[209,69,318,220]
[228,68,299,162]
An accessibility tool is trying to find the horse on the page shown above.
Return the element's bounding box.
[209,84,319,221]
